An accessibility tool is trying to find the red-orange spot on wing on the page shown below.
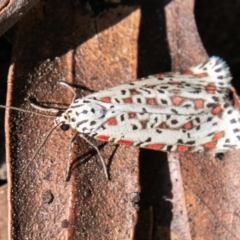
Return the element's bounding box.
[182,70,193,75]
[147,144,164,150]
[97,135,109,141]
[172,96,183,106]
[128,112,136,118]
[212,106,222,115]
[108,118,117,125]
[123,98,132,104]
[147,98,156,105]
[177,145,189,152]
[101,97,111,103]
[213,131,224,141]
[204,141,215,149]
[154,73,164,78]
[130,89,139,95]
[183,121,193,130]
[159,122,168,129]
[194,99,204,109]
[118,139,133,145]
[195,73,207,78]
[205,85,216,94]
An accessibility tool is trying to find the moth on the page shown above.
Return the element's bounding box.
[4,56,240,179]
[56,56,240,154]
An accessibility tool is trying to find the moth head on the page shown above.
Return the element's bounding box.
[55,111,71,130]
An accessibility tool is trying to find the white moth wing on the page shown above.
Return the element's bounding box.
[83,56,239,152]
[56,56,240,153]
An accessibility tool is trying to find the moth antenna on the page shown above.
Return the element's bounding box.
[78,133,109,180]
[30,103,60,113]
[21,123,61,178]
[58,81,77,102]
[0,104,56,118]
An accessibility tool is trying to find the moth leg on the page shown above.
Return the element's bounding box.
[65,132,78,181]
[58,81,76,101]
[68,132,109,180]
[78,133,109,180]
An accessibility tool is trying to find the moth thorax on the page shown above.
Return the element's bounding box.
[85,103,106,118]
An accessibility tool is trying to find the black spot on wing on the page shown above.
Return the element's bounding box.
[207,103,216,108]
[91,133,98,138]
[161,99,168,104]
[233,128,240,133]
[132,124,138,130]
[207,117,213,122]
[71,104,84,109]
[215,67,222,73]
[90,121,96,126]
[121,90,126,95]
[76,120,88,127]
[145,137,152,142]
[171,120,178,125]
[223,103,230,108]
[167,145,173,151]
[99,125,106,130]
[195,117,200,123]
[171,109,178,114]
[206,129,216,137]
[230,119,237,124]
[140,88,151,94]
